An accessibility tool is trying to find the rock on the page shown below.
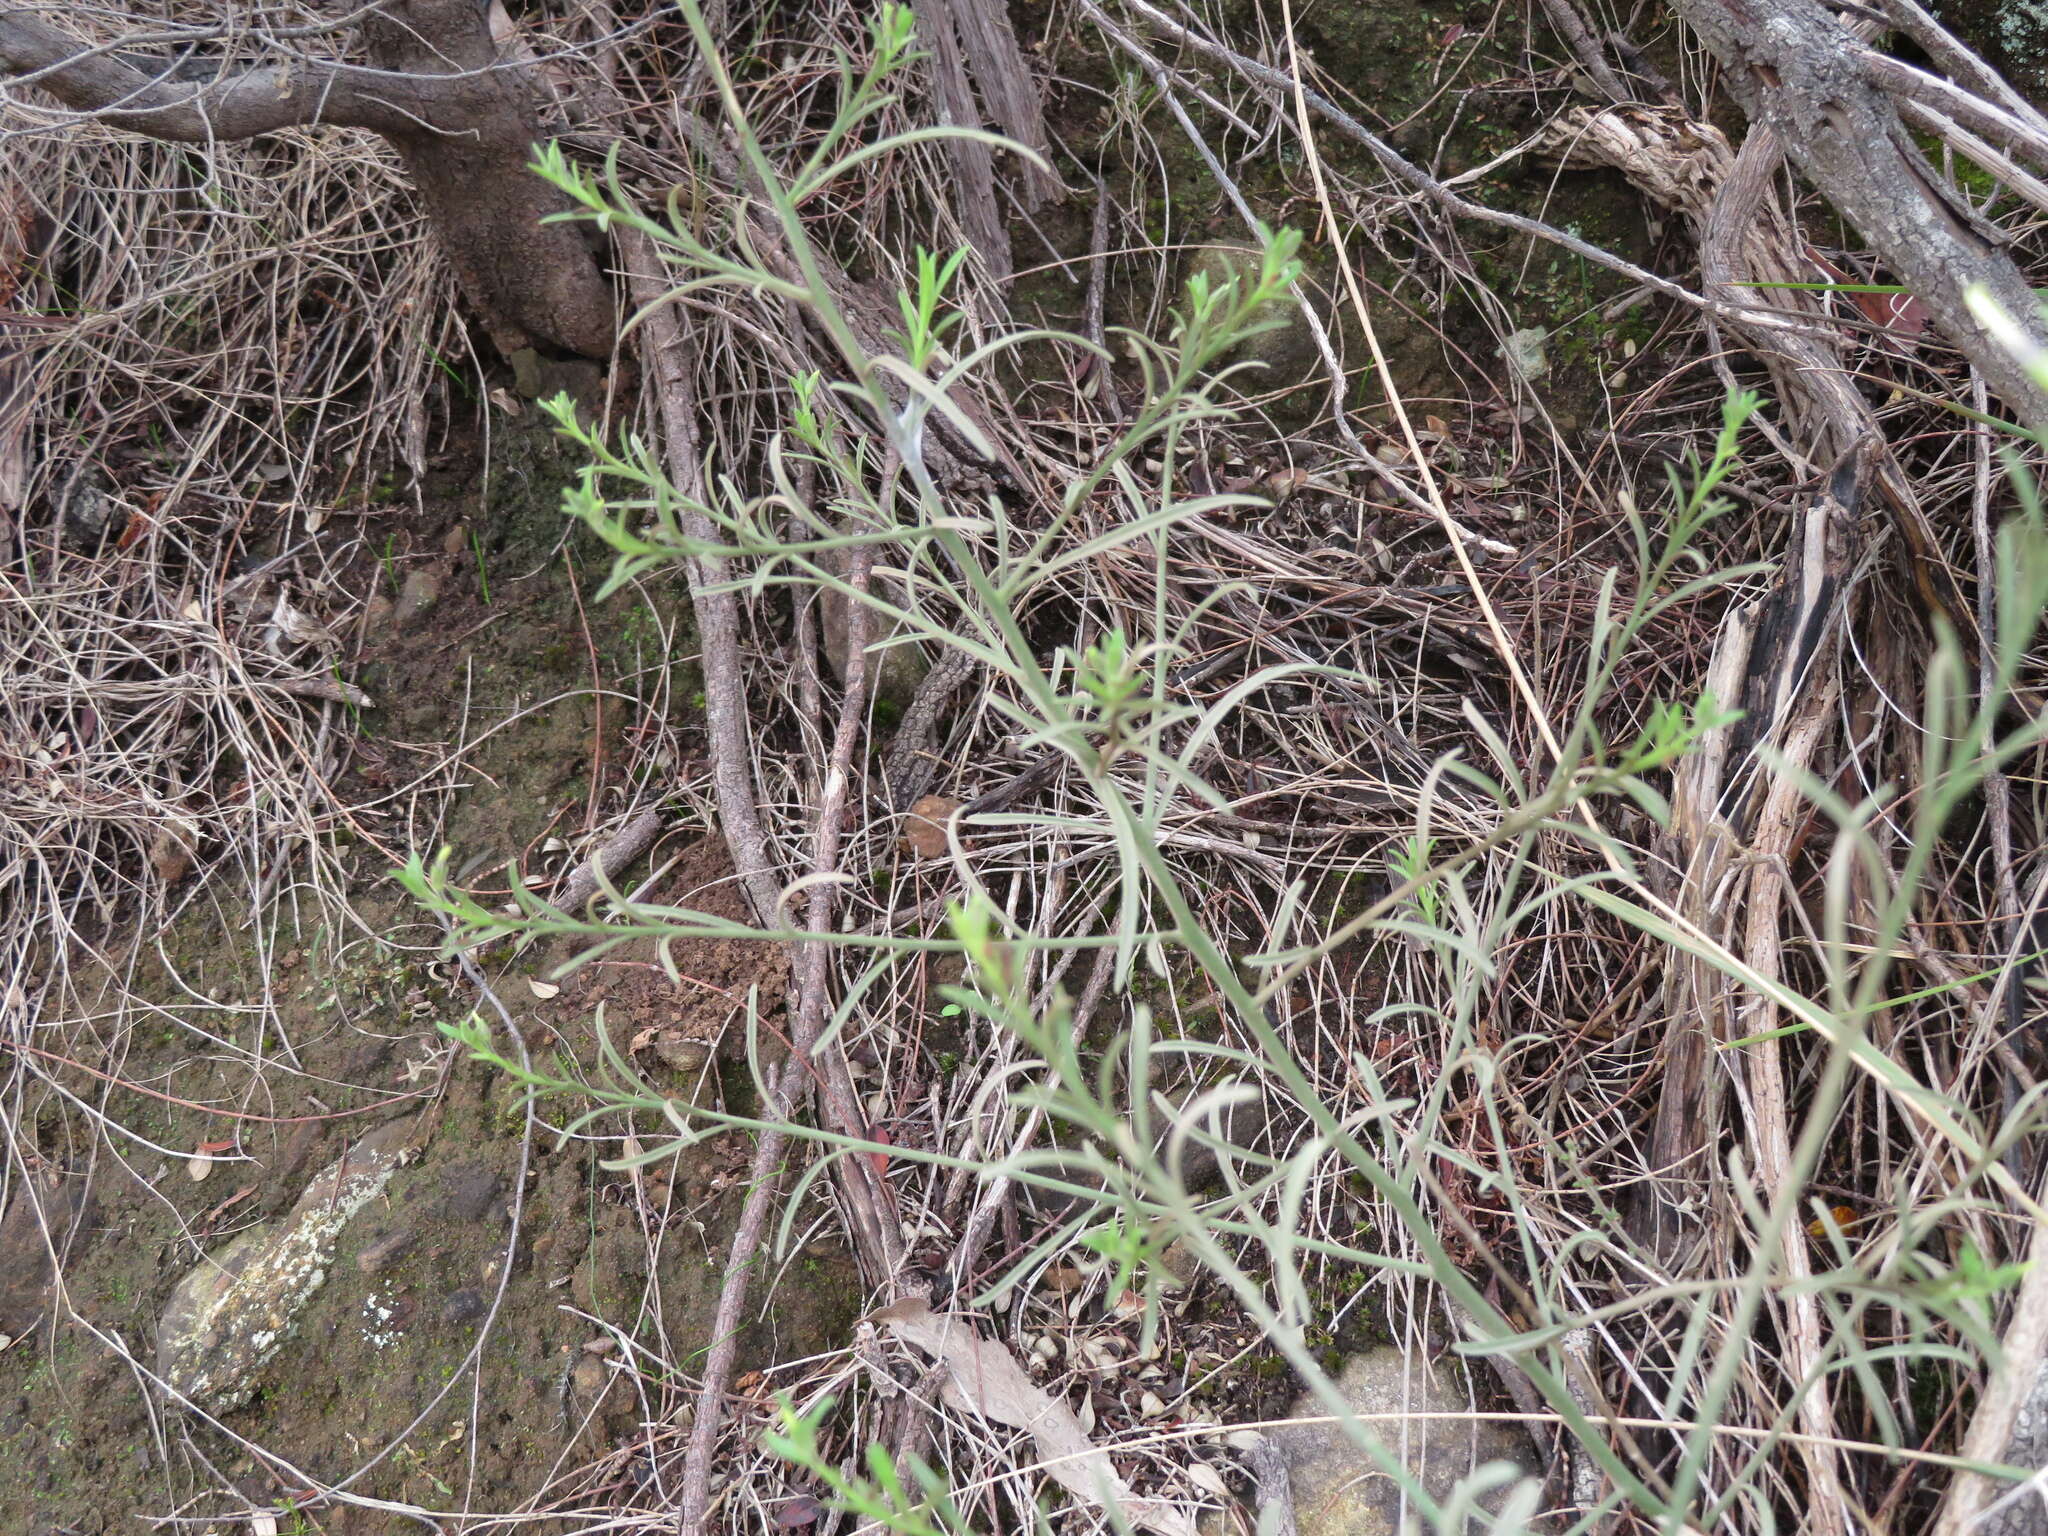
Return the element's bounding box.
[1499,329,1550,384]
[653,1034,712,1084]
[393,565,442,630]
[1267,1348,1539,1536]
[432,1163,500,1224]
[156,1119,414,1414]
[508,347,607,420]
[55,461,118,552]
[147,823,195,883]
[360,591,395,638]
[1185,244,1318,398]
[440,1287,487,1325]
[816,547,929,709]
[355,1227,414,1276]
[1157,1237,1200,1292]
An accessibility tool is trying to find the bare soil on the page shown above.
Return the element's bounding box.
[0,411,863,1535]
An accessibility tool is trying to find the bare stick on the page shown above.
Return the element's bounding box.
[1533,0,1630,104]
[555,803,665,914]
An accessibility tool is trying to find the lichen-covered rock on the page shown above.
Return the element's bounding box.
[1270,1348,1541,1536]
[156,1119,415,1413]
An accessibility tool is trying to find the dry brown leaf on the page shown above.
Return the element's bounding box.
[871,1297,1197,1536]
[901,795,961,859]
[148,824,194,883]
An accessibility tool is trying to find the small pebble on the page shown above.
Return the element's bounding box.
[394,566,441,630]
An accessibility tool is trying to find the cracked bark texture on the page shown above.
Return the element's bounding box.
[0,1,613,357]
[1669,0,2048,429]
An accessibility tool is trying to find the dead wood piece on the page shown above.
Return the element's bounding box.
[946,0,1060,210]
[1544,104,1976,640]
[0,2,613,356]
[1224,1428,1302,1536]
[906,0,1010,283]
[555,804,665,913]
[1630,460,1870,1536]
[1668,0,2048,429]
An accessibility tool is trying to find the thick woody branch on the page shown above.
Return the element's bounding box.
[0,10,443,140]
[1670,0,2048,429]
[0,2,615,357]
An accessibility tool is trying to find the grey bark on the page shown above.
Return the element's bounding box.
[905,0,1060,289]
[947,0,1059,210]
[0,2,613,358]
[1669,0,2048,429]
[907,0,1011,282]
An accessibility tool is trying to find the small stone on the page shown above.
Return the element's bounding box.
[567,1352,608,1406]
[508,348,545,399]
[1157,1239,1200,1292]
[440,522,472,558]
[433,1164,500,1224]
[355,1228,414,1276]
[393,567,441,630]
[440,1288,487,1325]
[56,462,118,551]
[653,1036,710,1075]
[1499,328,1549,384]
[149,825,195,884]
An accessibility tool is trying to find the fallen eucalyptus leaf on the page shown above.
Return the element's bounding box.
[871,1296,1197,1536]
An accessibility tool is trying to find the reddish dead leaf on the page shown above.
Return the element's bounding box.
[901,795,962,859]
[775,1497,824,1528]
[1439,22,1464,46]
[196,1138,238,1156]
[1850,287,1929,344]
[1803,248,1928,348]
[1807,1204,1860,1238]
[203,1186,257,1225]
[866,1125,893,1179]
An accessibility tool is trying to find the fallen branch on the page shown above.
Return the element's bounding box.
[554,803,665,914]
[1670,0,2048,428]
